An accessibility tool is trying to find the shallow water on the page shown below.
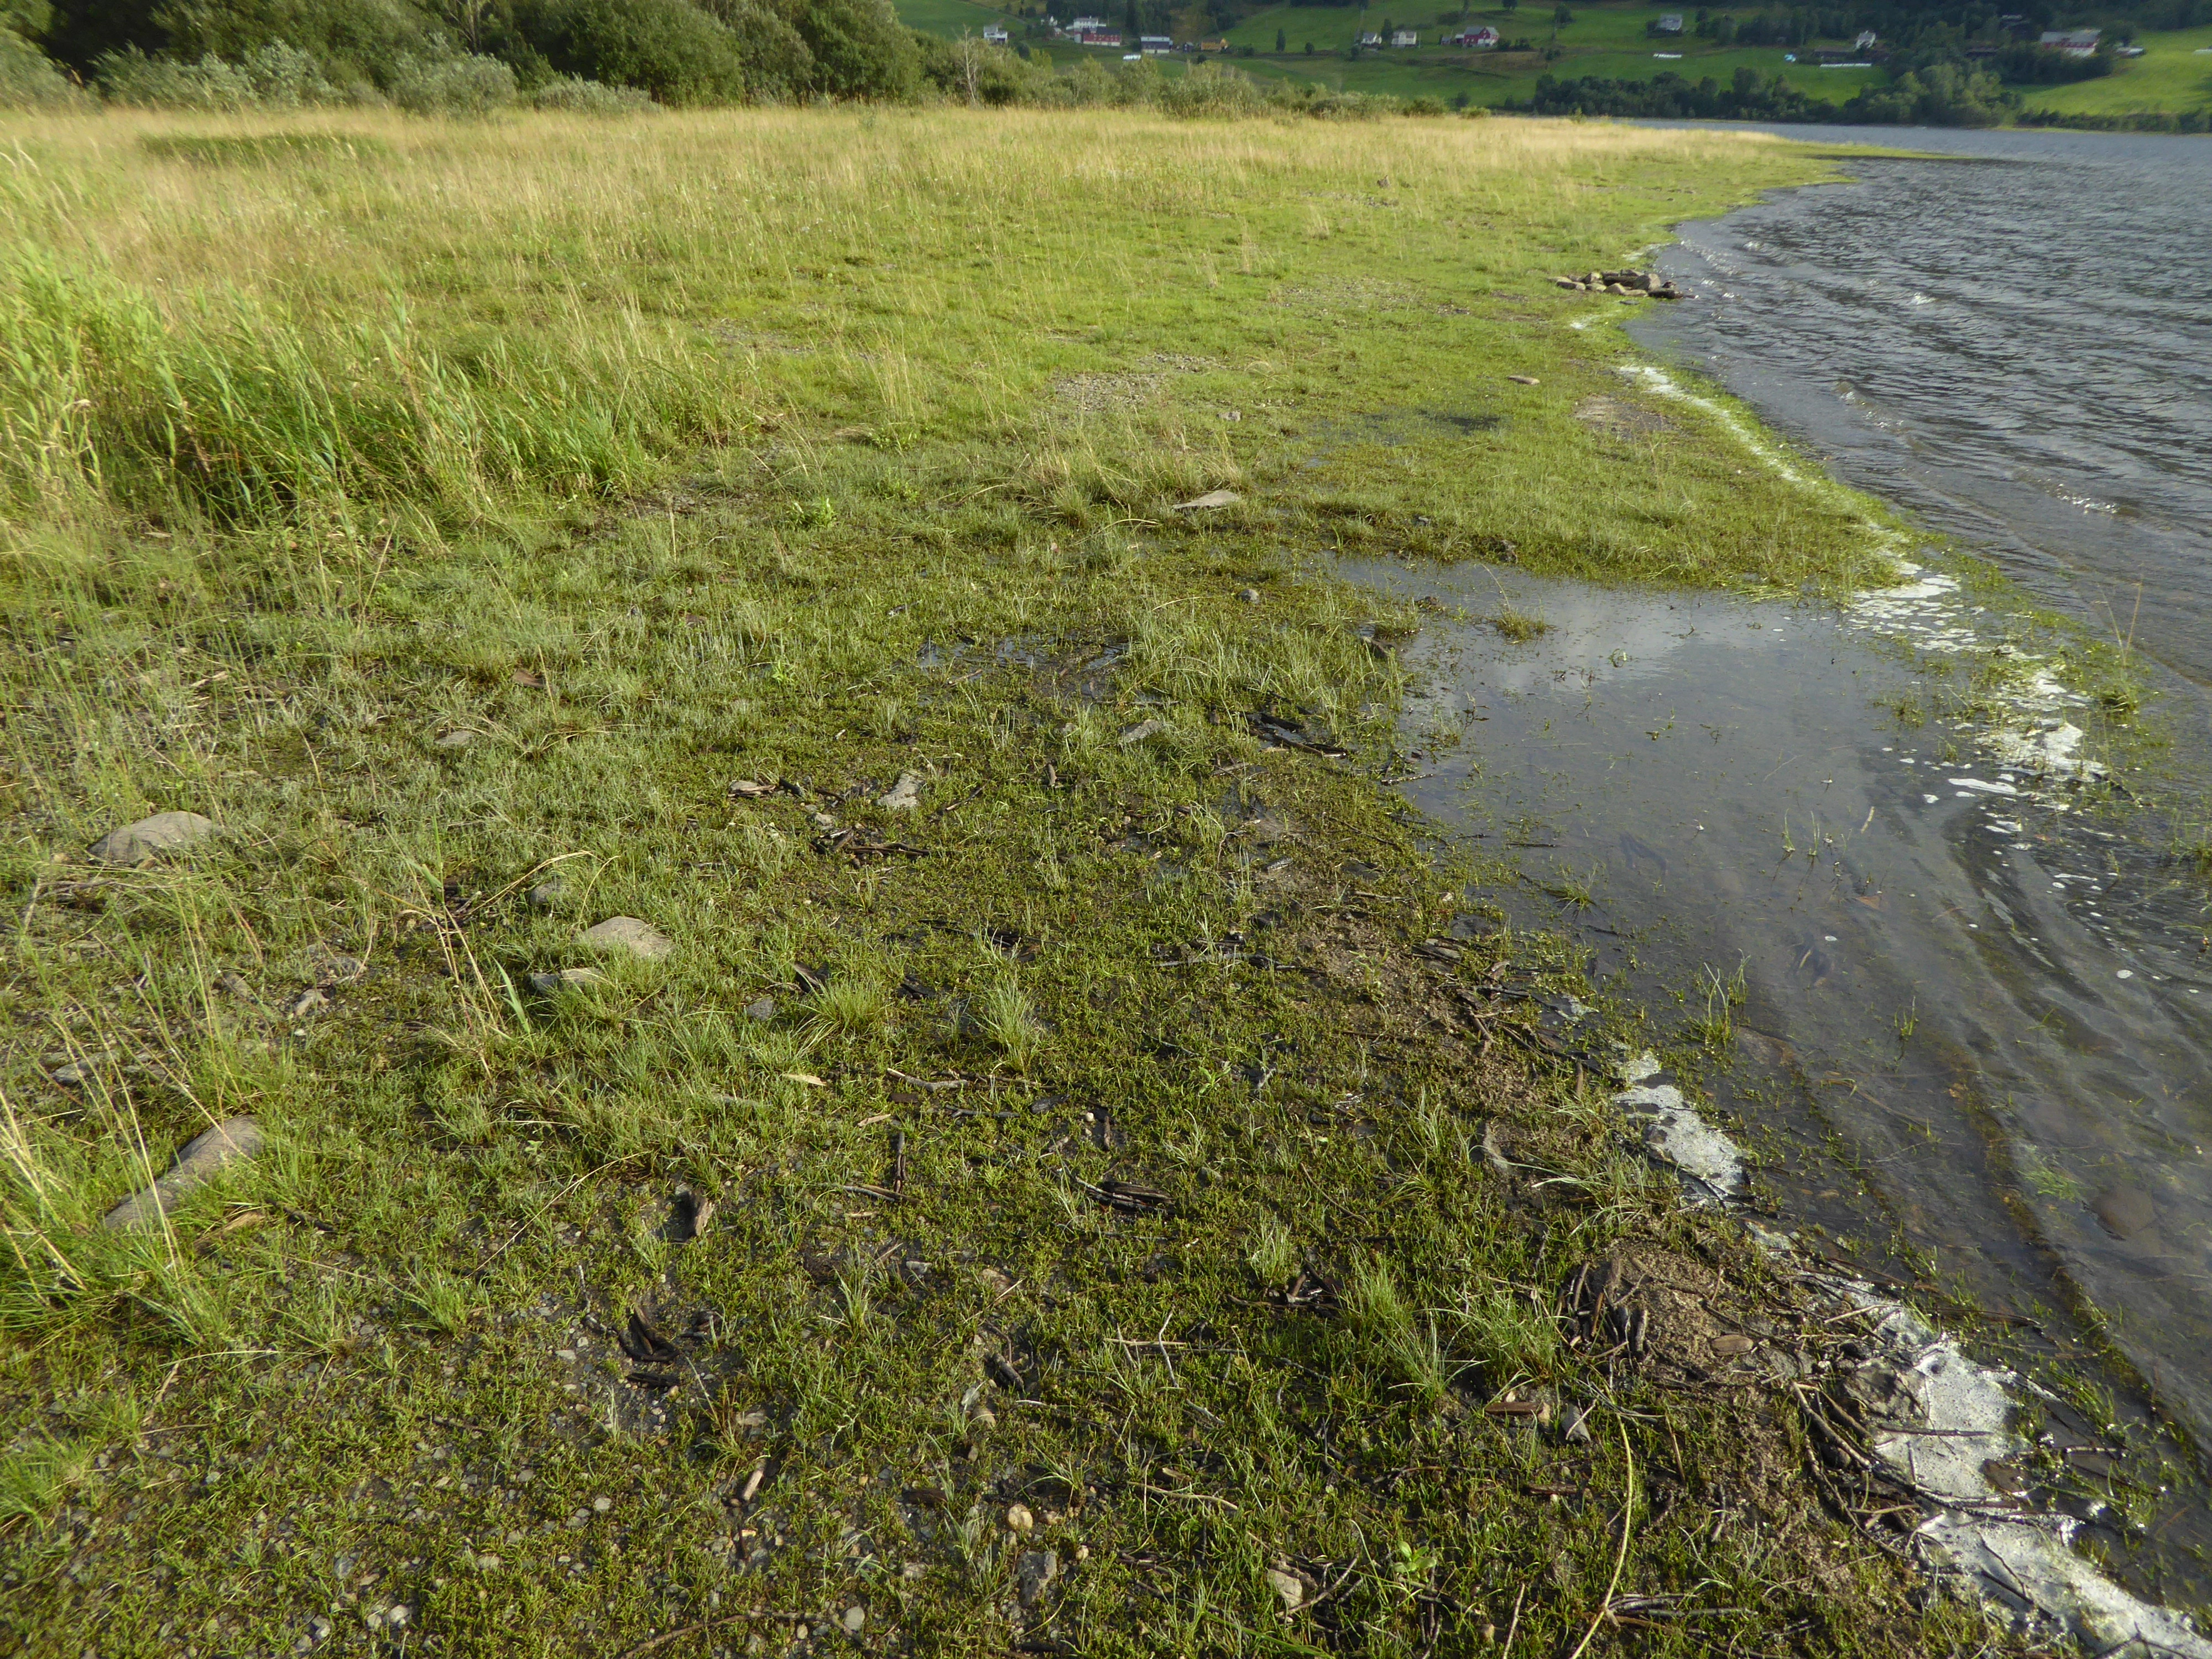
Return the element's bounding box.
[1631,124,2212,711]
[1340,555,2212,1595]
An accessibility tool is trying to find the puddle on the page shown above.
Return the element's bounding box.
[1340,557,2212,1600]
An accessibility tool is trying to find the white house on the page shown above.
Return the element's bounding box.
[1139,33,1172,52]
[1853,29,1877,48]
[1069,15,1105,32]
[983,23,1008,43]
[1655,13,1684,32]
[1391,28,1417,45]
[1357,30,1383,46]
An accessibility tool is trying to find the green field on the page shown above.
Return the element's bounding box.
[2020,23,2212,115]
[896,0,1879,107]
[4,101,2077,1657]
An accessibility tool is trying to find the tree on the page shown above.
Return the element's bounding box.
[1274,24,1283,50]
[1502,0,1516,13]
[1302,38,1311,53]
[1552,4,1571,27]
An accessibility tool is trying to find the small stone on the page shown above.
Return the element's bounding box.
[1171,488,1241,512]
[1018,1550,1057,1606]
[50,1053,111,1086]
[434,729,474,750]
[1118,718,1166,746]
[744,996,776,1021]
[878,771,924,812]
[1712,1333,1755,1358]
[2093,1186,2158,1240]
[1265,1567,1305,1610]
[841,1606,866,1634]
[1561,1404,1593,1443]
[286,989,330,1020]
[1005,1502,1034,1533]
[1238,588,1261,604]
[580,916,672,961]
[103,1117,262,1233]
[87,811,219,868]
[527,877,564,910]
[1506,374,1539,386]
[592,1495,611,1512]
[528,967,606,995]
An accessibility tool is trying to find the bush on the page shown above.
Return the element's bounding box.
[529,72,655,111]
[96,46,259,108]
[768,0,917,98]
[390,52,517,114]
[0,24,83,107]
[522,0,773,105]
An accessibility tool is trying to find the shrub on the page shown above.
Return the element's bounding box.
[529,71,654,111]
[237,39,341,105]
[0,24,83,107]
[523,0,771,105]
[768,0,917,98]
[95,46,259,109]
[390,51,517,114]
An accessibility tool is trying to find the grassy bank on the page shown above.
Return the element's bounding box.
[2018,23,2212,117]
[1,107,2010,1657]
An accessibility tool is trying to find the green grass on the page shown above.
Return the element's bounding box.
[0,105,2015,1657]
[2019,23,2212,114]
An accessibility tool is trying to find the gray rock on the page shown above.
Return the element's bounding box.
[1118,718,1166,747]
[744,997,776,1021]
[841,1605,867,1634]
[1264,1567,1304,1610]
[102,1116,262,1233]
[87,811,219,868]
[878,771,924,812]
[434,729,474,750]
[1238,588,1262,604]
[1018,1551,1058,1607]
[1172,488,1241,512]
[580,917,671,961]
[526,876,565,910]
[50,1052,112,1087]
[528,968,606,995]
[2093,1186,2158,1240]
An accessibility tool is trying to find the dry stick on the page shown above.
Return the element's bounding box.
[1500,1583,1527,1658]
[1563,1420,1637,1659]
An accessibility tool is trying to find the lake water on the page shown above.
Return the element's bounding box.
[1348,125,2212,1605]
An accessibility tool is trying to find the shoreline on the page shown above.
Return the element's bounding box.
[1,106,2203,1655]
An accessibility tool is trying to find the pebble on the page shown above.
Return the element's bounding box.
[1018,1551,1058,1606]
[87,811,219,868]
[102,1117,262,1233]
[878,771,924,812]
[1171,488,1241,512]
[1118,718,1166,746]
[580,917,672,960]
[1005,1502,1034,1533]
[1265,1567,1305,1610]
[527,877,565,910]
[744,997,776,1020]
[434,729,474,750]
[841,1606,866,1634]
[1238,588,1261,604]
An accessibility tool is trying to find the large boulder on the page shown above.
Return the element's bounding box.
[87,811,220,868]
[102,1117,263,1233]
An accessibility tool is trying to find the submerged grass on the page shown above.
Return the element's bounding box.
[0,106,2026,1656]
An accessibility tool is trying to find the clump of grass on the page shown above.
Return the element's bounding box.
[1246,1213,1298,1287]
[1347,1256,1451,1407]
[805,973,893,1040]
[1488,607,1553,643]
[1452,1284,1561,1380]
[973,976,1046,1073]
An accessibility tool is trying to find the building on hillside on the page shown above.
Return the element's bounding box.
[983,23,1008,43]
[1082,28,1122,44]
[1853,29,1877,48]
[1391,28,1418,45]
[1655,13,1684,32]
[1357,30,1383,46]
[2039,27,2101,54]
[1139,34,1173,52]
[1451,25,1500,46]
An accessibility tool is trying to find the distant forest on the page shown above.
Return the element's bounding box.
[1,0,2204,123]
